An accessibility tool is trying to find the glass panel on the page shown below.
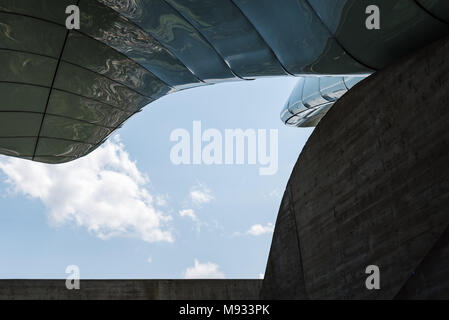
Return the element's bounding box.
[299,103,334,127]
[79,0,201,88]
[319,77,347,101]
[41,115,112,144]
[35,137,94,158]
[0,83,49,112]
[63,32,171,99]
[308,0,449,69]
[292,109,315,127]
[0,50,57,86]
[290,78,305,99]
[0,0,73,24]
[233,0,369,74]
[304,0,348,33]
[99,0,237,82]
[286,115,301,125]
[54,62,152,112]
[0,12,66,57]
[344,76,365,90]
[0,112,42,137]
[165,0,286,78]
[287,78,305,113]
[302,77,329,108]
[417,0,449,23]
[288,101,307,115]
[0,137,36,157]
[48,90,131,128]
[280,108,294,123]
[307,102,334,119]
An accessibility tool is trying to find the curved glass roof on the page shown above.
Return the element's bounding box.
[0,0,448,163]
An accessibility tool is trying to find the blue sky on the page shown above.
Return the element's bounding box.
[0,77,313,279]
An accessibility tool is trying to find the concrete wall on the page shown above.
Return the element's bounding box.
[261,36,449,299]
[0,280,262,300]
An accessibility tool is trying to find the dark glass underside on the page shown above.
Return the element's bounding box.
[0,0,447,163]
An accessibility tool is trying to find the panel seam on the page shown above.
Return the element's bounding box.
[0,80,146,114]
[229,0,295,76]
[302,0,378,71]
[161,0,246,80]
[0,110,119,129]
[412,0,449,25]
[0,47,157,100]
[0,10,174,89]
[31,2,78,161]
[97,1,204,83]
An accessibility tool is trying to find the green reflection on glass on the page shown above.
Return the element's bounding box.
[0,0,73,25]
[0,83,49,112]
[0,112,42,136]
[54,62,152,112]
[101,0,236,82]
[0,137,36,157]
[35,138,94,158]
[48,90,131,127]
[63,32,171,99]
[0,12,66,57]
[79,0,200,88]
[0,50,57,86]
[41,115,112,144]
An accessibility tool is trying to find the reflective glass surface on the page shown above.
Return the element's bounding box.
[54,62,152,112]
[0,50,57,86]
[280,108,294,123]
[299,102,333,127]
[35,137,94,158]
[417,0,449,23]
[0,12,66,57]
[233,0,369,74]
[165,0,287,78]
[41,115,112,144]
[0,83,49,113]
[309,0,449,69]
[302,77,329,108]
[99,0,237,82]
[0,0,73,24]
[319,77,347,101]
[0,137,36,158]
[47,90,131,128]
[344,76,365,89]
[0,0,448,163]
[282,76,368,127]
[0,112,42,136]
[63,32,171,99]
[79,0,201,88]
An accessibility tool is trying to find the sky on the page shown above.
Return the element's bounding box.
[0,77,313,279]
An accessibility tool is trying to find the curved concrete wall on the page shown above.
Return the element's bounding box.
[261,35,449,299]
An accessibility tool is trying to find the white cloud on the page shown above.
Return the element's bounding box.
[259,273,264,279]
[147,256,152,264]
[190,184,214,205]
[0,135,173,243]
[179,208,197,221]
[184,259,225,279]
[247,223,274,236]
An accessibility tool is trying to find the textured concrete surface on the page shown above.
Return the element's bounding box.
[261,36,449,299]
[0,280,262,300]
[395,225,449,299]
